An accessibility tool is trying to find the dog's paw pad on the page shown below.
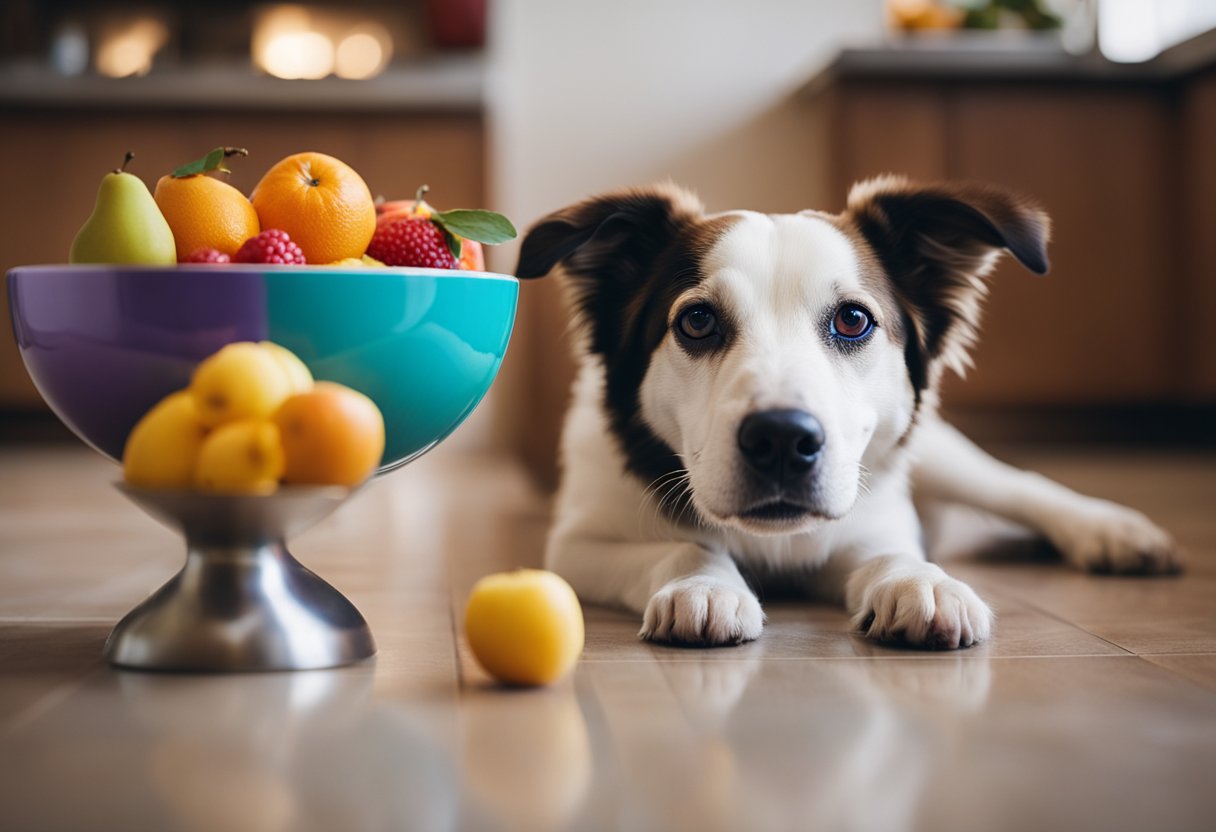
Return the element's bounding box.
[1051,503,1182,576]
[640,579,764,646]
[853,574,992,650]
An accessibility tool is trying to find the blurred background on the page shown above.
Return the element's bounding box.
[2,0,1214,488]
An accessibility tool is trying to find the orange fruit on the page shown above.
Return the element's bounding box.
[154,174,260,261]
[272,382,385,487]
[250,152,376,265]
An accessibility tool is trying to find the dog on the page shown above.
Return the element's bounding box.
[514,177,1180,649]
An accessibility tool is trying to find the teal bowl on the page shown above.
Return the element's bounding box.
[7,265,519,471]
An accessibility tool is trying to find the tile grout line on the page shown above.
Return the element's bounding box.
[967,579,1139,657]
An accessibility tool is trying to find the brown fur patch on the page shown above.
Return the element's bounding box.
[515,185,741,521]
[838,175,1051,406]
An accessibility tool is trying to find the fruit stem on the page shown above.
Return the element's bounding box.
[415,184,430,205]
[222,147,249,158]
[116,151,135,174]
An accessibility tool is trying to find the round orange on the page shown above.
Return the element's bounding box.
[154,174,260,260]
[272,382,385,487]
[250,152,376,265]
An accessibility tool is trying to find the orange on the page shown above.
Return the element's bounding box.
[154,174,260,261]
[250,152,376,265]
[272,382,385,487]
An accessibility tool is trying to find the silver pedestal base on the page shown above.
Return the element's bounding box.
[106,485,376,672]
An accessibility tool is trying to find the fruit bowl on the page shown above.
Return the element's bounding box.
[8,264,519,471]
[7,264,519,672]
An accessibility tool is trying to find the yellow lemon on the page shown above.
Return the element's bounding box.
[194,420,285,494]
[258,341,313,395]
[465,569,584,686]
[190,342,293,427]
[123,391,209,489]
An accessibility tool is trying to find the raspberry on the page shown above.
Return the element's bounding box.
[366,217,459,269]
[183,247,231,264]
[234,229,307,265]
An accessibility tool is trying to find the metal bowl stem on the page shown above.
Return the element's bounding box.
[105,485,376,672]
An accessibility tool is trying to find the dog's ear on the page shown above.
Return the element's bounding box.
[845,175,1051,390]
[515,184,705,354]
[516,183,704,281]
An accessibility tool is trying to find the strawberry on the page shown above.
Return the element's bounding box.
[366,185,517,270]
[234,229,307,265]
[367,216,459,269]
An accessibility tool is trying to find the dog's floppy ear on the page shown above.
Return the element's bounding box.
[516,183,703,279]
[515,184,704,354]
[845,175,1051,391]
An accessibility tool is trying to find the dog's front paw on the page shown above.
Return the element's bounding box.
[852,571,992,649]
[1048,501,1182,575]
[640,578,764,646]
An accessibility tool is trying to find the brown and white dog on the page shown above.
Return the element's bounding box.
[515,177,1180,649]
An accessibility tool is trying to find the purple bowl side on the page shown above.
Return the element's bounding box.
[8,268,269,461]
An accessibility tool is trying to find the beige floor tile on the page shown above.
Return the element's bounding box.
[0,621,109,729]
[1141,653,1216,692]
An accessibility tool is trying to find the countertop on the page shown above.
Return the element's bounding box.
[804,26,1216,94]
[0,55,484,113]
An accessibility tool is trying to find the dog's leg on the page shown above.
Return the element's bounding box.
[911,419,1180,574]
[817,551,994,649]
[546,537,764,645]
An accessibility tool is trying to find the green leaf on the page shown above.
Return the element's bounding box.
[172,146,248,178]
[431,209,517,246]
[439,226,463,260]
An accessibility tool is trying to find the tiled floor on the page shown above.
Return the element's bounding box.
[1,442,1214,831]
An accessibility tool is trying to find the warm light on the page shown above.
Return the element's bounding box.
[254,6,335,80]
[1098,0,1161,63]
[335,31,389,80]
[96,18,168,78]
[261,31,335,79]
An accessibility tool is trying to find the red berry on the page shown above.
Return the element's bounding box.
[366,217,459,269]
[234,229,307,265]
[183,247,231,264]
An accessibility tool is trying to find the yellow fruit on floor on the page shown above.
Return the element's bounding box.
[258,341,313,394]
[464,569,584,686]
[273,382,385,487]
[123,391,209,489]
[190,342,293,427]
[194,420,285,494]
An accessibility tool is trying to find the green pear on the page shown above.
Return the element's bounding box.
[70,152,177,265]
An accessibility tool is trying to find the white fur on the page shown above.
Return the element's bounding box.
[545,211,1179,648]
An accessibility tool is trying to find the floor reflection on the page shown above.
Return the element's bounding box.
[576,655,993,832]
[459,682,592,832]
[0,668,460,832]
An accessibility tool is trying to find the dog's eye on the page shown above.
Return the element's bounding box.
[831,303,874,341]
[677,305,718,340]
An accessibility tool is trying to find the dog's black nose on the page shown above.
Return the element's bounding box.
[737,409,825,481]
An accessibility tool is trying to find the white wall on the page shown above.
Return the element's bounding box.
[485,0,884,254]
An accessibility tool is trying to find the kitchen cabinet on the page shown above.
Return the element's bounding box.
[800,46,1216,409]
